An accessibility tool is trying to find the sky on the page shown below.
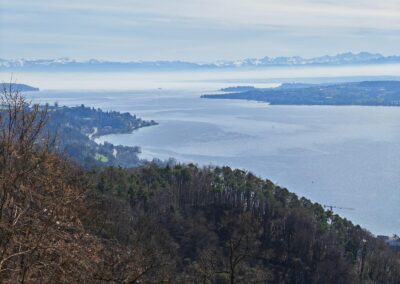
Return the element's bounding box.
[1,0,400,61]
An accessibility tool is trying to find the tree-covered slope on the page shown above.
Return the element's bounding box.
[44,104,157,168]
[84,164,400,283]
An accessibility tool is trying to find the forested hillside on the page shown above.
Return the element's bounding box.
[0,88,399,283]
[85,165,400,283]
[44,104,156,168]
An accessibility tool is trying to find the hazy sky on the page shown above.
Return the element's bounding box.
[1,0,400,61]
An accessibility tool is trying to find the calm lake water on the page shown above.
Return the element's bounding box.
[4,66,400,236]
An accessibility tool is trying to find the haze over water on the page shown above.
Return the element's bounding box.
[4,65,400,236]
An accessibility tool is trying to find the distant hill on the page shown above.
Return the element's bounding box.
[202,81,400,106]
[1,52,400,71]
[0,83,39,92]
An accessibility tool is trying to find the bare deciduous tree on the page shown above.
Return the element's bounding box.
[0,83,97,282]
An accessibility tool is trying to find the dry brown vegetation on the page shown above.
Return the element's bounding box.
[0,85,92,282]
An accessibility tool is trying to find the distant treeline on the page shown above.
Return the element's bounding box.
[0,83,39,92]
[203,81,400,106]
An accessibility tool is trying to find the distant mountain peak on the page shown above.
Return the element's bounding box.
[1,52,399,71]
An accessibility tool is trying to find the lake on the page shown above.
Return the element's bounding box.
[3,66,400,236]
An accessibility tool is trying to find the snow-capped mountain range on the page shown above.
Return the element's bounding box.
[1,52,400,71]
